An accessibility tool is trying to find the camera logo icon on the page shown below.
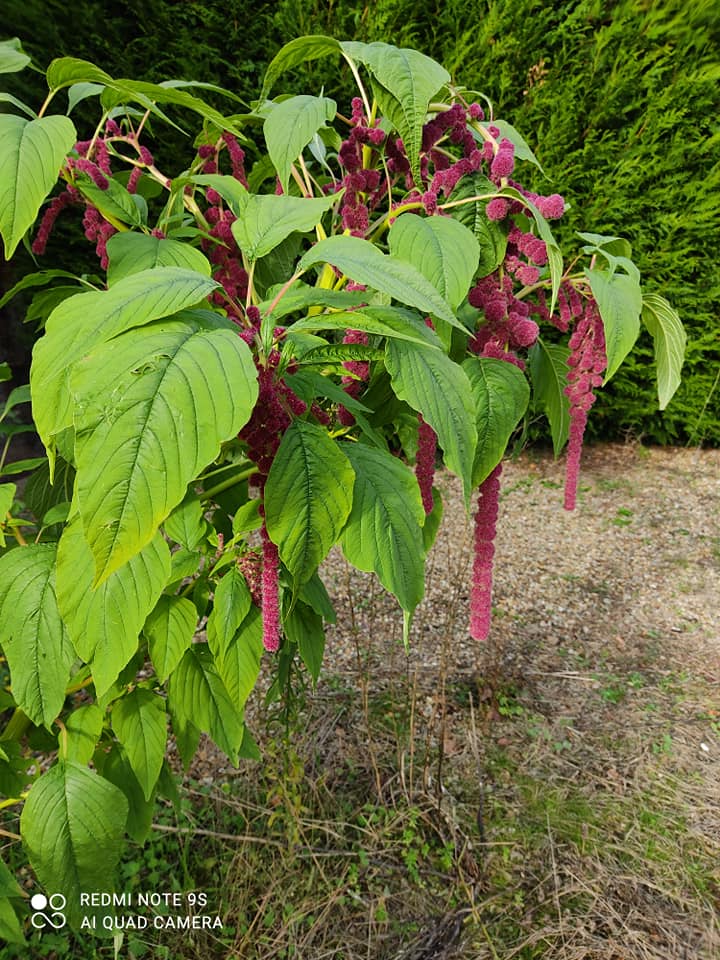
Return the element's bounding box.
[30,892,67,929]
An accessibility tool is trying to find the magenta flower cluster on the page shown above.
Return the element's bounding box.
[470,464,503,641]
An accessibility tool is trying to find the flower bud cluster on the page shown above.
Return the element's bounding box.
[337,99,387,235]
[563,298,606,510]
[468,272,539,363]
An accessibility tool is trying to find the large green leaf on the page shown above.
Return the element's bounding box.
[69,314,258,583]
[528,339,571,456]
[20,761,128,929]
[450,174,508,277]
[0,38,31,74]
[388,214,480,311]
[231,191,337,262]
[265,420,354,587]
[586,268,642,382]
[0,543,74,728]
[56,517,171,696]
[207,570,263,711]
[299,235,462,330]
[106,233,211,286]
[0,114,76,258]
[31,268,219,454]
[261,35,342,100]
[462,357,530,486]
[385,340,477,502]
[341,443,425,613]
[641,293,686,410]
[111,689,167,801]
[144,595,197,682]
[341,42,449,187]
[264,95,336,193]
[168,645,245,764]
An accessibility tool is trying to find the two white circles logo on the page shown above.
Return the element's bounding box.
[30,892,67,929]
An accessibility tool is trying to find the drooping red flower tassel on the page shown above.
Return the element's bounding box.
[470,464,502,640]
[260,522,280,653]
[415,415,437,515]
[563,298,606,510]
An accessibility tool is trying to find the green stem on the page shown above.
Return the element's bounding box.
[36,89,57,119]
[202,465,258,502]
[0,708,30,742]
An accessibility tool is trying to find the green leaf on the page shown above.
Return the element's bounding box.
[67,81,105,114]
[232,499,262,535]
[0,37,31,74]
[168,646,245,764]
[288,307,431,346]
[284,601,325,683]
[20,760,128,929]
[0,482,16,516]
[341,443,425,613]
[144,595,197,683]
[74,174,144,228]
[298,343,383,365]
[341,42,449,187]
[385,340,477,502]
[0,93,36,118]
[299,235,461,330]
[106,233,211,286]
[105,79,244,137]
[389,214,479,311]
[0,897,24,943]
[31,267,219,453]
[641,293,686,410]
[69,314,258,583]
[265,420,354,587]
[56,517,170,696]
[0,114,76,258]
[46,57,112,90]
[231,192,337,262]
[61,704,104,765]
[260,281,367,320]
[261,35,342,100]
[0,854,23,898]
[463,357,530,486]
[207,573,263,712]
[111,689,167,801]
[450,174,508,277]
[163,492,206,550]
[0,456,47,477]
[264,95,336,193]
[98,744,154,844]
[586,268,641,382]
[167,547,202,586]
[0,269,81,310]
[207,566,252,645]
[528,339,571,456]
[0,543,74,728]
